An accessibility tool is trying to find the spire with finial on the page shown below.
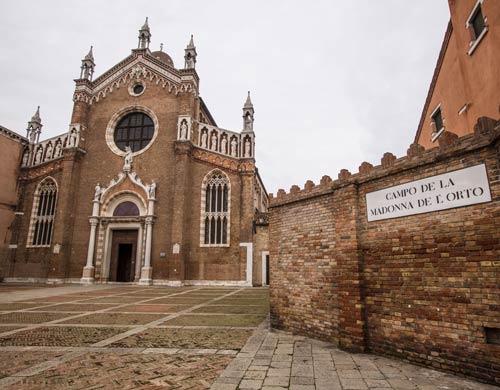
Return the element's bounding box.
[160,43,164,52]
[184,34,197,70]
[242,91,255,132]
[27,106,43,144]
[80,45,95,80]
[138,17,151,49]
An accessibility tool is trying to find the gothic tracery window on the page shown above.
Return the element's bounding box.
[202,170,230,245]
[29,178,58,247]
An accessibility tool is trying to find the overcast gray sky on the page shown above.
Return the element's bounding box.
[0,0,450,194]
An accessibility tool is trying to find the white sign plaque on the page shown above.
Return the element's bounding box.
[366,164,491,222]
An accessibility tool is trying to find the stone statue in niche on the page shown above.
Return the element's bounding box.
[124,146,133,170]
[245,138,250,158]
[94,183,102,201]
[211,133,217,151]
[230,138,237,157]
[220,136,227,154]
[148,181,157,198]
[180,120,188,140]
[244,139,251,158]
[22,150,29,166]
[34,147,42,164]
[54,142,62,157]
[44,143,53,161]
[201,130,207,148]
[67,129,78,147]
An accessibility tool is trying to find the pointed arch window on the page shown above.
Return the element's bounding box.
[28,178,58,247]
[202,170,230,246]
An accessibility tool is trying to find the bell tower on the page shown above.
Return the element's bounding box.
[26,106,42,144]
[138,17,151,49]
[184,35,197,70]
[79,46,95,81]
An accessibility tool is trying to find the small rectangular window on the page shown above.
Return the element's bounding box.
[485,327,500,345]
[432,108,444,133]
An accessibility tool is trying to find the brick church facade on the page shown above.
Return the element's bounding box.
[1,20,269,286]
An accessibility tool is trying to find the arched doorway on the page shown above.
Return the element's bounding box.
[100,195,146,282]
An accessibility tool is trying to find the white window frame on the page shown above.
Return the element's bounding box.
[26,177,58,248]
[466,0,488,56]
[200,169,231,247]
[430,104,445,142]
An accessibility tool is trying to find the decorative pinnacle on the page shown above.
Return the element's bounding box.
[31,106,41,123]
[244,91,253,108]
[84,45,94,62]
[187,34,195,49]
[141,17,150,31]
[160,43,163,51]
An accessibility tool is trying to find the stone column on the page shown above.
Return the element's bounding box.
[139,199,155,285]
[81,200,100,284]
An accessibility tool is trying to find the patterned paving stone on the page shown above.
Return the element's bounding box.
[0,303,42,311]
[164,315,266,327]
[60,313,165,325]
[20,296,83,303]
[110,304,191,313]
[147,297,213,304]
[193,305,269,315]
[111,328,253,350]
[0,326,26,333]
[0,285,56,292]
[216,298,269,306]
[80,296,147,304]
[3,352,233,390]
[0,312,73,324]
[0,351,65,379]
[32,303,117,312]
[0,326,124,346]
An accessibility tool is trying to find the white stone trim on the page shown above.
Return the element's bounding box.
[102,191,147,217]
[128,80,146,97]
[199,169,231,247]
[240,243,253,287]
[261,251,269,286]
[26,176,58,248]
[183,280,249,286]
[104,105,159,158]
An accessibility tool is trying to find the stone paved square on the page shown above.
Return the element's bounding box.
[0,284,496,390]
[3,353,233,390]
[110,304,191,313]
[163,314,265,327]
[60,312,166,325]
[0,326,125,346]
[0,312,74,324]
[111,328,254,349]
[194,305,269,315]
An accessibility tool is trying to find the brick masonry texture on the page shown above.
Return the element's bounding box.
[268,119,500,385]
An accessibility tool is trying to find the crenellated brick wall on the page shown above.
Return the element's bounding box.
[269,117,500,385]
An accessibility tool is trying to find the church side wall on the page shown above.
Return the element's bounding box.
[269,122,500,385]
[186,159,246,282]
[8,168,64,280]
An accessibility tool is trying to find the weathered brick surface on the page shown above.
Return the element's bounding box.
[269,120,500,384]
